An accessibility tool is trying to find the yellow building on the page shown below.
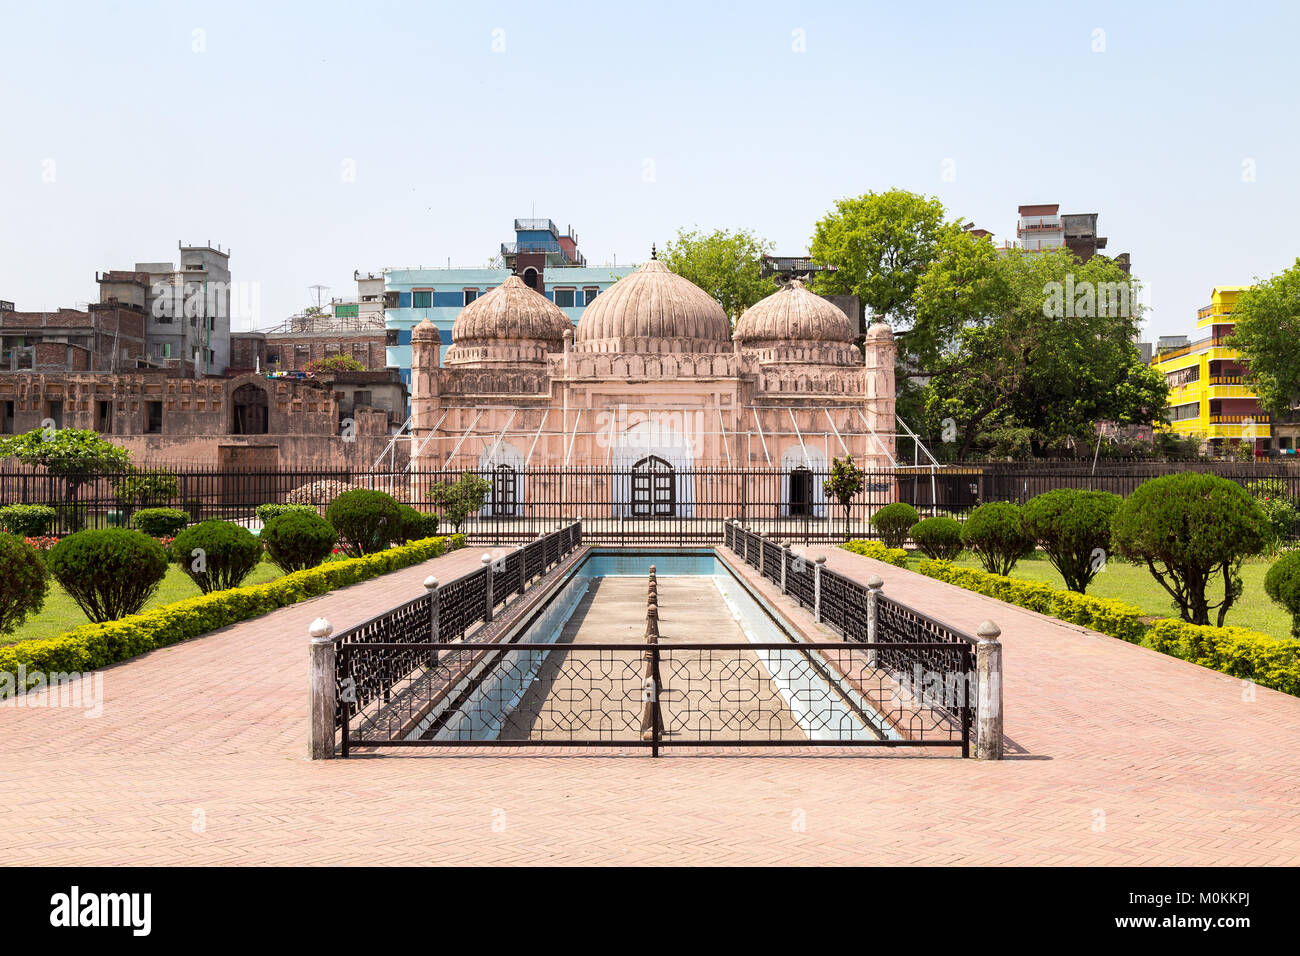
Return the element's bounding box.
[1151,286,1269,451]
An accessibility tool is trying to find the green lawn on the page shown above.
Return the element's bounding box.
[6,561,284,646]
[910,551,1291,640]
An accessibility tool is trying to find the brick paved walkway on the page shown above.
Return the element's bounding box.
[3,544,1299,865]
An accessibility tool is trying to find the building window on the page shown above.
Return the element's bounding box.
[554,288,576,308]
[353,390,373,408]
[463,289,478,306]
[146,401,163,434]
[95,401,112,434]
[412,290,432,309]
[584,287,599,305]
[162,342,172,359]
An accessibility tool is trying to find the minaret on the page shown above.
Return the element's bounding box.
[862,317,896,462]
[409,319,441,464]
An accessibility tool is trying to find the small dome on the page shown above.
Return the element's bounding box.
[576,259,730,353]
[446,275,570,366]
[734,279,854,346]
[864,317,895,345]
[411,318,438,341]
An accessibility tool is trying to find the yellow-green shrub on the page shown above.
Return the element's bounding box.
[917,558,1300,697]
[840,539,909,568]
[0,534,465,696]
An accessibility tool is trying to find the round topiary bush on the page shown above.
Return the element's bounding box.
[870,502,920,549]
[910,516,964,561]
[47,528,168,623]
[1265,550,1300,637]
[1112,472,1268,627]
[395,505,439,544]
[170,520,263,594]
[132,507,189,538]
[261,510,338,574]
[960,501,1034,576]
[0,504,57,537]
[326,489,402,557]
[1021,489,1122,594]
[0,533,50,635]
[255,503,318,525]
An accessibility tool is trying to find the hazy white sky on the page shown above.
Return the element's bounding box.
[2,0,1297,341]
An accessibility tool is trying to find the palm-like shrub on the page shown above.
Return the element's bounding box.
[870,502,920,549]
[909,516,964,561]
[1111,472,1268,626]
[171,520,263,594]
[960,501,1034,576]
[0,534,50,634]
[47,529,168,623]
[327,489,402,557]
[1021,489,1121,593]
[261,510,338,573]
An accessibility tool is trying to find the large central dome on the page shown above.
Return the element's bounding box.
[575,259,730,353]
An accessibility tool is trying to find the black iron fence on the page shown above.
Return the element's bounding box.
[4,460,1298,543]
[725,520,978,739]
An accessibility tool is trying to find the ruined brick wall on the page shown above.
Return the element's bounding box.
[263,332,387,371]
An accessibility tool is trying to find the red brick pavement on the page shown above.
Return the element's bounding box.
[3,543,1299,866]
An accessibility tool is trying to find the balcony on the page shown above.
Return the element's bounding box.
[1018,217,1062,231]
[500,242,585,267]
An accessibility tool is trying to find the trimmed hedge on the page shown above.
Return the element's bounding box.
[918,558,1300,698]
[1264,550,1300,638]
[960,501,1034,576]
[840,539,909,568]
[47,529,169,624]
[171,520,263,594]
[132,507,189,538]
[0,504,57,537]
[327,489,402,557]
[261,510,337,574]
[255,503,319,525]
[0,534,49,635]
[396,505,439,545]
[909,516,964,561]
[0,533,467,697]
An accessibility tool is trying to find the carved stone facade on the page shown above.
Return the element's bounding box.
[408,260,897,516]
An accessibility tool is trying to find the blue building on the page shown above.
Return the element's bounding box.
[385,219,636,381]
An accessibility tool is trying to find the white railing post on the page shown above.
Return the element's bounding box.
[813,554,826,623]
[308,617,335,760]
[976,620,1003,760]
[866,575,883,667]
[482,553,494,623]
[424,575,440,663]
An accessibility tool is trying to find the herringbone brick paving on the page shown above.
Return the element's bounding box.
[3,544,1299,865]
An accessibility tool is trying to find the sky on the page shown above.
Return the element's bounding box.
[1,0,1298,341]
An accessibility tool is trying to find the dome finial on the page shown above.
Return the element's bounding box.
[650,242,657,260]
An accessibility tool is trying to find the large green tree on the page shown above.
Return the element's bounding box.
[1227,258,1300,417]
[659,227,776,321]
[916,240,1166,457]
[808,189,949,332]
[0,428,133,503]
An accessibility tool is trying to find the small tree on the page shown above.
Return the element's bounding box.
[1111,473,1268,626]
[171,520,263,594]
[823,455,866,538]
[113,467,180,522]
[46,529,168,623]
[0,534,50,635]
[1021,489,1122,593]
[427,473,491,533]
[261,510,337,574]
[910,516,964,560]
[0,428,132,513]
[326,489,402,557]
[870,501,920,549]
[960,502,1034,576]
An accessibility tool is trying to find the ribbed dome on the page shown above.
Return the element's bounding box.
[451,275,570,346]
[575,259,730,353]
[446,275,570,366]
[734,279,854,346]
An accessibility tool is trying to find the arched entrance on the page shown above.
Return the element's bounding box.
[491,464,518,517]
[231,383,269,435]
[522,268,539,290]
[631,455,675,517]
[789,467,814,516]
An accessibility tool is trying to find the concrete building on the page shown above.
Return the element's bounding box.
[0,294,153,375]
[134,241,234,376]
[760,255,862,336]
[408,259,896,518]
[985,204,1131,272]
[385,218,635,383]
[1151,286,1271,454]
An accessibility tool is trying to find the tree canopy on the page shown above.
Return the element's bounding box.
[1227,257,1300,417]
[659,227,776,321]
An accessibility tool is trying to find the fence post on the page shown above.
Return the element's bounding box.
[780,541,788,593]
[517,543,527,593]
[742,524,749,564]
[813,554,826,623]
[976,620,1003,760]
[308,617,336,760]
[482,553,494,623]
[424,575,440,664]
[865,575,883,666]
[758,532,765,576]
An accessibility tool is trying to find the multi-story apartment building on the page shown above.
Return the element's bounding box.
[135,241,233,375]
[384,218,635,381]
[1151,286,1270,454]
[986,204,1130,272]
